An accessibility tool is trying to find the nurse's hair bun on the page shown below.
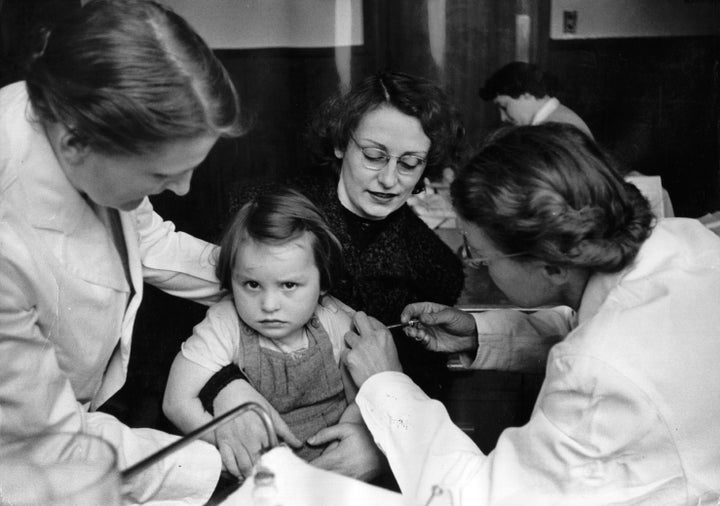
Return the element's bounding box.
[451,123,655,274]
[558,182,655,272]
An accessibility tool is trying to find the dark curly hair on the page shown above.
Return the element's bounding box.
[451,123,654,273]
[305,70,467,181]
[478,61,559,101]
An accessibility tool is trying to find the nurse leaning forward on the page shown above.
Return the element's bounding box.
[342,124,720,505]
[0,0,242,503]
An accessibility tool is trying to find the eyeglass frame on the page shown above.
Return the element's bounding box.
[461,233,529,268]
[348,135,427,177]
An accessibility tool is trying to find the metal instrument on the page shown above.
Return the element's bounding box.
[121,401,278,481]
[385,319,419,330]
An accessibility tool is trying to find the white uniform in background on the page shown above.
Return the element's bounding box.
[531,96,594,139]
[0,81,222,504]
[357,219,720,505]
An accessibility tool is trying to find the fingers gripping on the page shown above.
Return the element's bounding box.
[352,311,374,335]
[273,414,302,448]
[218,439,253,478]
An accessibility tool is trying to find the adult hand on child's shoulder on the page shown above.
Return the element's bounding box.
[213,380,302,478]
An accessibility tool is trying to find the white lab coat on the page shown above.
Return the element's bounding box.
[357,218,720,505]
[0,82,222,504]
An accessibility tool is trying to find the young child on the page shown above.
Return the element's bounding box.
[163,188,359,461]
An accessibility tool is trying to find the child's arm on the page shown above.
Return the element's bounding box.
[164,299,304,478]
[164,350,304,478]
[163,298,247,442]
[163,352,217,444]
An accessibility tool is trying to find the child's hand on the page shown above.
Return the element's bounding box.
[213,381,302,478]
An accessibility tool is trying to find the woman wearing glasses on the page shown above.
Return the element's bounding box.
[193,71,466,481]
[342,123,720,505]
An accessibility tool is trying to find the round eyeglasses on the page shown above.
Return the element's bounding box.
[349,135,427,177]
[462,234,529,268]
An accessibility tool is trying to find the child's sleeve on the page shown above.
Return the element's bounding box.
[316,296,360,403]
[181,297,243,372]
[315,295,355,364]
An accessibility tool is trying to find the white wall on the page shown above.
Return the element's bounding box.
[82,0,364,49]
[550,0,719,39]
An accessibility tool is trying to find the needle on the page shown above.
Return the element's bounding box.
[386,319,419,330]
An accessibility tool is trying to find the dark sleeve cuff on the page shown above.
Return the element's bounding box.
[198,364,249,416]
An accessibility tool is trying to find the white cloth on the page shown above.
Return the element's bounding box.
[181,296,354,372]
[224,445,405,505]
[357,218,720,505]
[0,81,223,504]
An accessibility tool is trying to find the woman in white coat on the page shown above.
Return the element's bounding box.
[0,1,241,503]
[342,123,720,505]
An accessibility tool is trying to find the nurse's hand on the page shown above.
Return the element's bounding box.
[307,422,384,481]
[400,302,479,355]
[341,311,402,387]
[212,381,303,478]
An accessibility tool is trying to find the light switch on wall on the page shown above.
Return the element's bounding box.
[563,10,577,34]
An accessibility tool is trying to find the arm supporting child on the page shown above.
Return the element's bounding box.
[163,305,304,479]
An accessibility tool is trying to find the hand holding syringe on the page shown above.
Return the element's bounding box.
[385,319,420,331]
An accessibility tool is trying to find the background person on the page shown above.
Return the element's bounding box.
[343,123,720,505]
[480,61,675,220]
[0,0,242,503]
[479,61,593,138]
[202,70,467,481]
[477,61,683,237]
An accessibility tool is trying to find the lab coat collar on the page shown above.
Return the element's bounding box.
[576,219,719,325]
[531,97,559,126]
[17,98,132,293]
[18,96,87,235]
[577,269,623,325]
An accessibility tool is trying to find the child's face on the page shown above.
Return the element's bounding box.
[231,232,321,348]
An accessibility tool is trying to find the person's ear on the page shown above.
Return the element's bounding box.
[540,262,570,285]
[56,126,90,166]
[334,147,344,160]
